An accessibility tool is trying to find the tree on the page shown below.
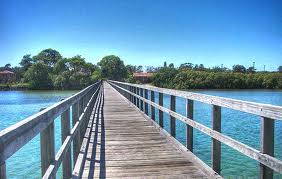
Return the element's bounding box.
[179,63,193,70]
[19,54,34,71]
[232,64,246,73]
[168,63,174,68]
[246,67,256,73]
[33,48,62,67]
[98,55,128,80]
[4,63,11,70]
[24,62,52,89]
[164,61,167,67]
[278,66,282,73]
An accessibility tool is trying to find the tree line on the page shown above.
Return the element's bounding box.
[152,62,282,89]
[1,49,282,89]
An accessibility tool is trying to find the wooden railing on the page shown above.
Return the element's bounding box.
[0,81,102,179]
[108,80,282,179]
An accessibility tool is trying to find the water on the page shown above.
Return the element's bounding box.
[1,90,282,178]
[0,90,77,179]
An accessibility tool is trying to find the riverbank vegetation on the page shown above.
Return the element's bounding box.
[1,48,281,89]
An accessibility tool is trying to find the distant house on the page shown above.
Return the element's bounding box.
[0,70,16,83]
[133,72,154,83]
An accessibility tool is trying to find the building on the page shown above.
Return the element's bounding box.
[133,72,154,83]
[0,70,16,83]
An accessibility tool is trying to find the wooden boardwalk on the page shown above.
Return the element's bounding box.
[80,82,208,178]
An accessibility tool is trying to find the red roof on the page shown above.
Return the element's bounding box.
[133,72,154,77]
[0,70,14,74]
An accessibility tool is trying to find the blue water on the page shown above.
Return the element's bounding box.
[1,89,282,178]
[0,90,77,179]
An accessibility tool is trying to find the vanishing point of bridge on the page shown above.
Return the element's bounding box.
[0,81,282,178]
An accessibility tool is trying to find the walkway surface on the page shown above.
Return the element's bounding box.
[80,82,208,178]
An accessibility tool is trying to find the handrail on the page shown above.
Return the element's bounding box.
[108,80,282,120]
[0,81,102,179]
[108,80,281,179]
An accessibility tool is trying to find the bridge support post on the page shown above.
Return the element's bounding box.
[159,93,163,128]
[136,87,140,108]
[61,108,72,178]
[40,121,55,177]
[186,99,193,152]
[140,88,144,111]
[133,87,136,105]
[170,95,176,137]
[212,105,221,174]
[260,117,274,179]
[72,102,80,165]
[145,89,148,115]
[151,91,155,121]
[0,162,6,179]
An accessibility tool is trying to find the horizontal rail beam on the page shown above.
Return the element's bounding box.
[109,81,282,174]
[108,80,282,120]
[0,82,100,163]
[42,85,102,178]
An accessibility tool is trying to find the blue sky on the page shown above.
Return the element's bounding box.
[0,0,281,71]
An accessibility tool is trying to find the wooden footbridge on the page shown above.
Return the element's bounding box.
[1,81,282,179]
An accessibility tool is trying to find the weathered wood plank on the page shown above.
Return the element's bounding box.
[0,162,6,179]
[212,105,221,174]
[109,81,282,174]
[80,82,209,179]
[186,99,193,152]
[40,122,55,177]
[260,117,274,179]
[61,108,72,178]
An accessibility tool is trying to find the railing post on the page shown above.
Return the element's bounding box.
[212,105,221,174]
[159,92,163,128]
[145,89,148,115]
[151,91,155,121]
[136,87,140,108]
[130,86,133,103]
[186,99,194,152]
[133,87,137,106]
[79,98,84,145]
[170,95,176,137]
[40,121,55,177]
[72,102,80,164]
[140,88,144,111]
[61,108,72,178]
[260,117,274,179]
[0,162,6,179]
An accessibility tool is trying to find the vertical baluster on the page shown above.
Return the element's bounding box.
[130,86,133,103]
[79,98,84,145]
[212,105,221,174]
[260,117,274,179]
[40,121,55,177]
[61,108,71,178]
[140,88,144,111]
[145,89,148,115]
[170,95,176,137]
[133,87,136,105]
[72,102,80,164]
[136,87,140,108]
[151,91,155,121]
[159,92,163,128]
[186,99,194,152]
[0,162,6,179]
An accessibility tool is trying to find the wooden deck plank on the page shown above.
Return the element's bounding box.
[80,82,209,179]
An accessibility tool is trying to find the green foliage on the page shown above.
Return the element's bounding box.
[33,48,62,67]
[24,62,53,89]
[172,70,282,89]
[19,54,34,71]
[232,64,246,73]
[98,55,128,80]
[152,67,178,88]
